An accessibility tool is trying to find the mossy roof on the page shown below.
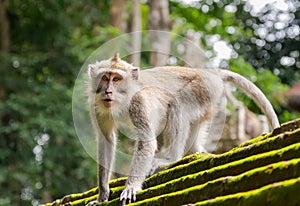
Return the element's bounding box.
[43,118,300,206]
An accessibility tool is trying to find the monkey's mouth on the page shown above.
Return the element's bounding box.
[102,99,113,107]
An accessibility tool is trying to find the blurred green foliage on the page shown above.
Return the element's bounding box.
[0,1,114,205]
[0,0,299,205]
[171,0,300,84]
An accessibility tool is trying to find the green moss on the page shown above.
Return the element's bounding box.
[126,142,300,202]
[109,186,125,200]
[144,129,300,189]
[70,194,98,206]
[109,177,127,187]
[271,118,300,136]
[41,177,128,206]
[236,133,270,148]
[194,177,300,206]
[41,187,99,206]
[164,153,214,169]
[128,158,300,206]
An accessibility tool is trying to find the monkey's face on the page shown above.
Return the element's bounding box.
[97,71,124,108]
[88,55,140,110]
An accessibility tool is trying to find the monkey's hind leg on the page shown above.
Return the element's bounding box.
[185,120,210,155]
[149,117,191,175]
[185,97,227,154]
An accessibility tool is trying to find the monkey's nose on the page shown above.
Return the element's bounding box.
[105,89,113,94]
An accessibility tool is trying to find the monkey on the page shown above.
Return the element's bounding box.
[85,53,279,205]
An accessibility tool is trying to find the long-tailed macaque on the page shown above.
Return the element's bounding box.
[86,54,279,205]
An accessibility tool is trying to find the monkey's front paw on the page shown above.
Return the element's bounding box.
[120,185,141,205]
[99,191,109,202]
[85,192,109,206]
[85,200,99,206]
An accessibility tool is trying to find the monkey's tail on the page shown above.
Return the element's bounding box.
[219,69,280,129]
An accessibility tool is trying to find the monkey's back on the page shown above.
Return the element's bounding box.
[136,66,225,124]
[139,66,224,103]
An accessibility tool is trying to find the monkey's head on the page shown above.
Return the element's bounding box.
[88,53,139,108]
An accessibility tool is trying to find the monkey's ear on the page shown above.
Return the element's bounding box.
[131,67,139,80]
[88,64,96,79]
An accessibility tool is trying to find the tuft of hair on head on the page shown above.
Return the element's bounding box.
[111,53,120,63]
[108,53,131,71]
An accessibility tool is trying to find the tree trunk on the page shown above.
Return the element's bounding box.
[184,33,205,68]
[0,0,10,52]
[147,0,172,66]
[109,0,127,32]
[130,0,142,66]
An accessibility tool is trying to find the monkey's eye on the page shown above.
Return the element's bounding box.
[112,77,121,82]
[102,75,109,81]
